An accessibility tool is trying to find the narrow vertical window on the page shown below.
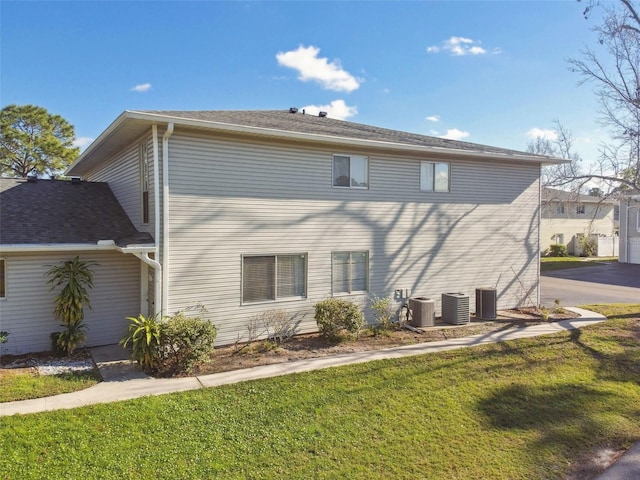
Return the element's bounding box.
[140,143,150,224]
[420,161,450,192]
[0,258,5,298]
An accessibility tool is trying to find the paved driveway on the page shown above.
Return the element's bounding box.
[541,262,640,307]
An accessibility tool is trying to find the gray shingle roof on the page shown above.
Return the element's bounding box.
[542,187,617,204]
[0,178,154,246]
[140,109,540,157]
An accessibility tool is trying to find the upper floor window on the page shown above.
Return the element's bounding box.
[242,254,307,304]
[139,143,150,224]
[333,155,368,189]
[420,161,450,192]
[556,204,565,215]
[614,204,620,221]
[576,204,585,215]
[0,258,5,299]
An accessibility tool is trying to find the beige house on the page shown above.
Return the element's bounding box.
[1,110,562,354]
[541,187,618,256]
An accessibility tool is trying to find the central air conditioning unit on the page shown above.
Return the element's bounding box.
[408,297,435,327]
[442,292,470,325]
[475,288,497,320]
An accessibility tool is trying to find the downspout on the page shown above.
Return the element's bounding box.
[152,125,162,314]
[537,167,542,306]
[133,252,162,295]
[162,123,174,316]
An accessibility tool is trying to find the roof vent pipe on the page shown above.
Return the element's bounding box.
[71,177,82,185]
[319,111,328,118]
[26,175,37,183]
[289,107,298,114]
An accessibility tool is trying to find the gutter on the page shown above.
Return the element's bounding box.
[161,123,174,316]
[0,242,154,253]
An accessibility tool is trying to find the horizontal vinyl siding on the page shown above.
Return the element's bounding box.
[84,133,156,235]
[166,131,540,345]
[0,252,140,355]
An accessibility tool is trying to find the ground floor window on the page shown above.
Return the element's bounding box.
[242,254,307,303]
[332,251,369,295]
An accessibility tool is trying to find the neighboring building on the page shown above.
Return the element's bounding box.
[541,187,618,256]
[1,109,561,354]
[619,193,640,264]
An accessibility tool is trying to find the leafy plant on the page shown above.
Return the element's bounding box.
[548,244,568,257]
[578,235,597,257]
[120,314,162,373]
[46,256,97,355]
[369,295,395,330]
[46,256,97,324]
[314,298,364,340]
[161,311,217,374]
[54,321,87,357]
[0,331,8,344]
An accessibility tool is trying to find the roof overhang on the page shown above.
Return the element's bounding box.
[67,110,566,176]
[0,241,155,254]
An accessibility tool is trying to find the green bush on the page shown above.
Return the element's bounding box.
[161,313,217,374]
[54,321,87,357]
[369,295,395,330]
[314,298,364,340]
[120,314,162,373]
[578,235,597,257]
[548,244,568,257]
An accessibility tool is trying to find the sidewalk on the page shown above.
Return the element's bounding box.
[1,307,607,416]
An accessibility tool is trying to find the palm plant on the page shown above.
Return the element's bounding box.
[46,256,97,355]
[120,314,162,373]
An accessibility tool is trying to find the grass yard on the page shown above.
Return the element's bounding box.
[1,304,638,479]
[541,256,618,272]
[0,369,100,403]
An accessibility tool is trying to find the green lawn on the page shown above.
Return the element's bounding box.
[541,256,618,272]
[0,369,100,403]
[1,305,638,479]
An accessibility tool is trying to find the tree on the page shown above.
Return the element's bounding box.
[0,104,79,178]
[561,0,640,194]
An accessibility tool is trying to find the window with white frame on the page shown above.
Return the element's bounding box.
[332,251,369,295]
[420,161,450,192]
[332,155,368,188]
[576,204,585,215]
[637,210,640,232]
[139,143,150,224]
[242,254,307,304]
[0,258,5,298]
[556,204,565,215]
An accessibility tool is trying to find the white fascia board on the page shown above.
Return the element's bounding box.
[0,243,155,254]
[115,111,567,166]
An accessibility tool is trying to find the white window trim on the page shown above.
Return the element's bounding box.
[637,210,640,232]
[241,253,308,305]
[420,161,450,193]
[576,204,586,215]
[331,251,369,296]
[332,154,369,190]
[139,142,150,225]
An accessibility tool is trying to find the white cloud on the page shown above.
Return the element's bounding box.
[526,128,558,141]
[300,100,357,121]
[440,128,470,141]
[131,83,152,93]
[427,36,498,56]
[73,136,94,150]
[276,45,361,92]
[426,115,440,123]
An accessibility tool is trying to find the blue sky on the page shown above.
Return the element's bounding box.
[1,1,612,161]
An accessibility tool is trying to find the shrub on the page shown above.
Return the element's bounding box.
[314,298,364,340]
[161,312,217,374]
[120,314,162,373]
[54,321,87,357]
[578,235,597,257]
[548,244,568,257]
[369,295,395,330]
[0,331,8,344]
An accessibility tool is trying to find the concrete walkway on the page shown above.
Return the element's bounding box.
[1,307,607,417]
